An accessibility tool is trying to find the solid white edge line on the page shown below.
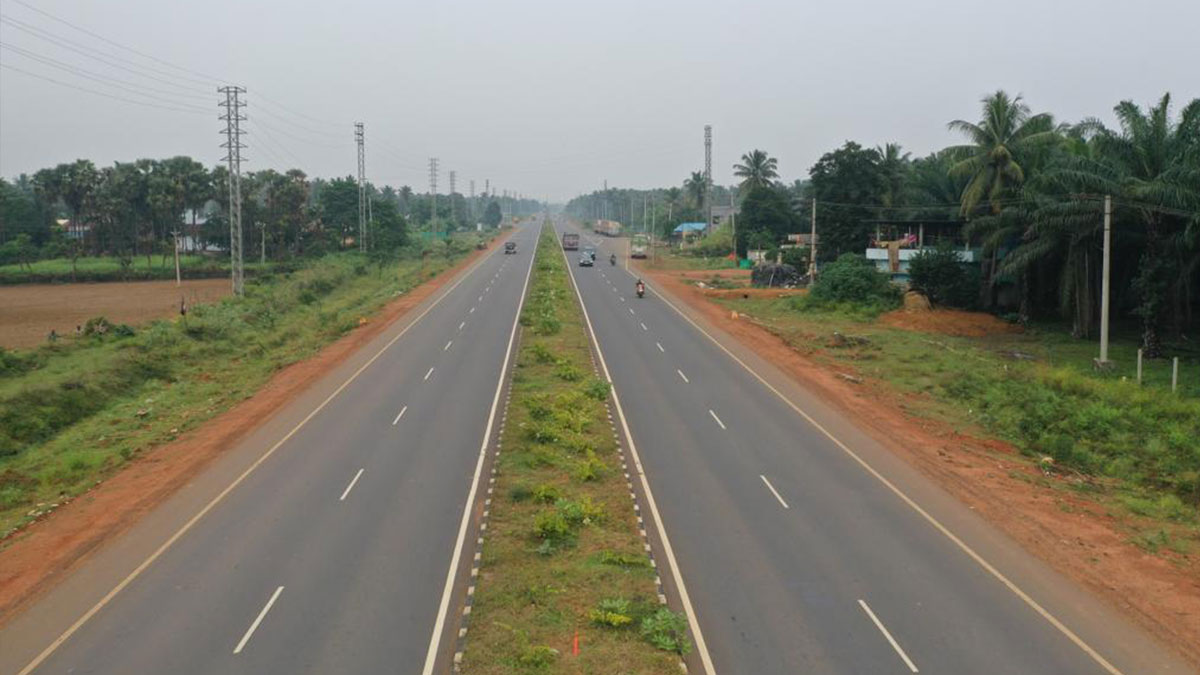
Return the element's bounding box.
[423,367,435,381]
[392,405,408,425]
[557,231,717,675]
[339,468,365,501]
[677,369,689,384]
[233,586,285,655]
[858,599,919,673]
[420,226,537,675]
[623,250,1124,675]
[708,409,726,430]
[16,232,515,675]
[759,475,789,509]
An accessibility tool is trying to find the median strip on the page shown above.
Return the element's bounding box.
[458,225,687,673]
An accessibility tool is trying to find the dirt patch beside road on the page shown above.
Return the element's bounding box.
[879,307,1024,337]
[639,262,1200,669]
[0,240,502,624]
[0,279,229,349]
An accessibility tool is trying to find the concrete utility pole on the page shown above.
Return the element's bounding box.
[449,170,457,225]
[469,179,476,220]
[218,85,246,296]
[1097,194,1113,367]
[485,178,490,198]
[171,229,181,286]
[355,122,367,252]
[428,157,439,232]
[704,124,713,234]
[810,198,818,279]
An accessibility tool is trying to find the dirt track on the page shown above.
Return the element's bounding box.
[0,279,230,349]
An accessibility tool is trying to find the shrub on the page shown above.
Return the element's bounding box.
[596,550,650,568]
[589,598,634,628]
[573,452,607,482]
[640,608,692,654]
[808,254,900,309]
[553,362,583,382]
[509,484,533,502]
[533,510,572,543]
[531,483,561,503]
[556,496,605,526]
[908,244,980,309]
[583,377,610,401]
[528,343,557,364]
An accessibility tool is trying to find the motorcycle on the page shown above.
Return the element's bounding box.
[610,254,617,266]
[635,281,645,299]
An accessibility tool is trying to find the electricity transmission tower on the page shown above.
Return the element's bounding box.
[355,122,367,251]
[448,170,457,225]
[428,157,439,231]
[219,86,247,296]
[704,124,713,231]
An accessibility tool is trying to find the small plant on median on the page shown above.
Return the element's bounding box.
[640,608,692,654]
[583,377,611,401]
[589,598,635,628]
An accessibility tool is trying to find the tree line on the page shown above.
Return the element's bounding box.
[566,91,1200,355]
[0,157,540,270]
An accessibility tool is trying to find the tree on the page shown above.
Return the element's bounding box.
[482,200,502,228]
[808,142,885,260]
[876,143,911,208]
[317,177,360,249]
[947,91,1060,216]
[736,185,795,256]
[733,150,779,193]
[683,172,706,209]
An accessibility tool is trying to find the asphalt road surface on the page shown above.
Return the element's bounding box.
[559,222,1192,675]
[3,225,538,674]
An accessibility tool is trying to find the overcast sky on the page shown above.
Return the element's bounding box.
[1,0,1197,202]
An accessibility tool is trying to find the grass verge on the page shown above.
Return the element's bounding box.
[0,255,282,285]
[0,235,486,537]
[460,225,685,673]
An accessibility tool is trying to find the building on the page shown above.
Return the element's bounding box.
[863,219,977,283]
[672,222,708,240]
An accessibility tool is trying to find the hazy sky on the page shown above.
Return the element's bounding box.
[2,0,1197,201]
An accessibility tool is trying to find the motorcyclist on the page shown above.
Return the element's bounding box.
[610,253,617,266]
[635,279,645,298]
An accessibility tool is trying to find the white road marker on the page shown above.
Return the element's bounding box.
[444,340,453,351]
[640,274,1126,675]
[233,586,284,654]
[858,599,919,673]
[628,307,635,315]
[677,369,689,384]
[478,295,483,302]
[469,306,475,313]
[620,296,626,302]
[557,233,717,675]
[339,468,365,501]
[760,475,790,509]
[708,409,726,430]
[14,230,517,675]
[392,405,408,425]
[458,321,465,331]
[424,367,435,381]
[640,322,647,331]
[656,342,665,353]
[422,225,538,675]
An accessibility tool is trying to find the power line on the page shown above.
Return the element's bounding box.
[7,0,228,86]
[0,42,212,107]
[245,120,304,167]
[0,15,213,93]
[253,99,346,139]
[0,62,209,115]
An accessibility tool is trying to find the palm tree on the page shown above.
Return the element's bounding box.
[947,91,1061,215]
[876,143,911,208]
[732,150,779,193]
[683,171,707,209]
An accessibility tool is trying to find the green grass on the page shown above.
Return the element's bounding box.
[0,254,279,284]
[0,235,487,537]
[711,294,1200,553]
[646,249,737,271]
[461,225,683,674]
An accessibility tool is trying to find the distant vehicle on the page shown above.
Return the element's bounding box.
[579,249,594,266]
[562,233,580,250]
[630,233,649,259]
[595,220,622,237]
[504,241,517,254]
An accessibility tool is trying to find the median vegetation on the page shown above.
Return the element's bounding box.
[461,225,685,673]
[0,236,485,537]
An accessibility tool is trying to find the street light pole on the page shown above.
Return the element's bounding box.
[1097,194,1113,367]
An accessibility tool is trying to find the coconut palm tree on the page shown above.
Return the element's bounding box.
[947,91,1061,216]
[683,171,707,209]
[732,150,779,193]
[876,143,911,208]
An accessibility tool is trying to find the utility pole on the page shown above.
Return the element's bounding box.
[355,122,367,252]
[484,178,490,199]
[171,229,181,286]
[469,179,476,221]
[1097,194,1113,367]
[428,157,439,233]
[218,85,246,296]
[704,124,713,237]
[449,170,457,226]
[810,198,818,280]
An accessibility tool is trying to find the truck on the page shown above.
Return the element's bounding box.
[594,220,622,237]
[630,233,649,259]
[562,232,580,250]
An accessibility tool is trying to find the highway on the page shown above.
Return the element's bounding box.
[558,222,1192,675]
[2,225,539,674]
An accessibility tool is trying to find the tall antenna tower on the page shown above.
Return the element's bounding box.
[428,157,439,229]
[219,86,247,296]
[704,124,713,230]
[485,178,490,198]
[355,122,367,251]
[448,170,457,225]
